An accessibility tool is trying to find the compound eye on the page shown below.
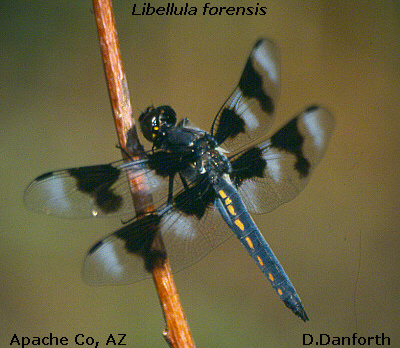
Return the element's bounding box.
[139,106,158,142]
[158,106,177,127]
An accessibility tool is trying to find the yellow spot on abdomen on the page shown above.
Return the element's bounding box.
[278,288,283,296]
[219,190,227,198]
[234,219,245,231]
[268,273,274,282]
[225,198,232,205]
[245,237,254,249]
[257,256,264,266]
[227,205,236,216]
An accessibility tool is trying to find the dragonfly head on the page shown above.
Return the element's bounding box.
[139,105,177,143]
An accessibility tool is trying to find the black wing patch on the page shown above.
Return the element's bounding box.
[230,105,334,214]
[146,150,197,177]
[68,165,123,214]
[238,40,274,114]
[174,176,216,219]
[86,213,166,276]
[230,147,266,187]
[212,38,280,152]
[213,108,246,146]
[270,112,310,177]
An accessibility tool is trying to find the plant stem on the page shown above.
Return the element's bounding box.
[91,1,195,346]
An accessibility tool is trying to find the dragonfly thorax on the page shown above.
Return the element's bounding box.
[188,134,231,184]
[157,122,231,184]
[202,148,231,184]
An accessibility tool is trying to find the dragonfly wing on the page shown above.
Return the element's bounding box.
[23,158,184,219]
[212,38,280,152]
[230,105,335,214]
[82,176,232,285]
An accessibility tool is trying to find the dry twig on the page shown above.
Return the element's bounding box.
[91,1,195,346]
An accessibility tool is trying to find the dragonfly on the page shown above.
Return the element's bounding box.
[24,39,334,322]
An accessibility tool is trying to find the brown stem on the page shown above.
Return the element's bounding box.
[91,1,195,347]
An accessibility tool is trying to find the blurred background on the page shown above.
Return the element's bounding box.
[1,1,399,347]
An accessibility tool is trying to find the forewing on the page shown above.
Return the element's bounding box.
[83,177,232,285]
[23,159,181,219]
[230,105,334,214]
[211,38,280,152]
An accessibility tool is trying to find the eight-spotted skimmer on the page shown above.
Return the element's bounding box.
[24,39,334,321]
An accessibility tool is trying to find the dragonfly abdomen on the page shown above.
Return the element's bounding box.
[214,179,309,322]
